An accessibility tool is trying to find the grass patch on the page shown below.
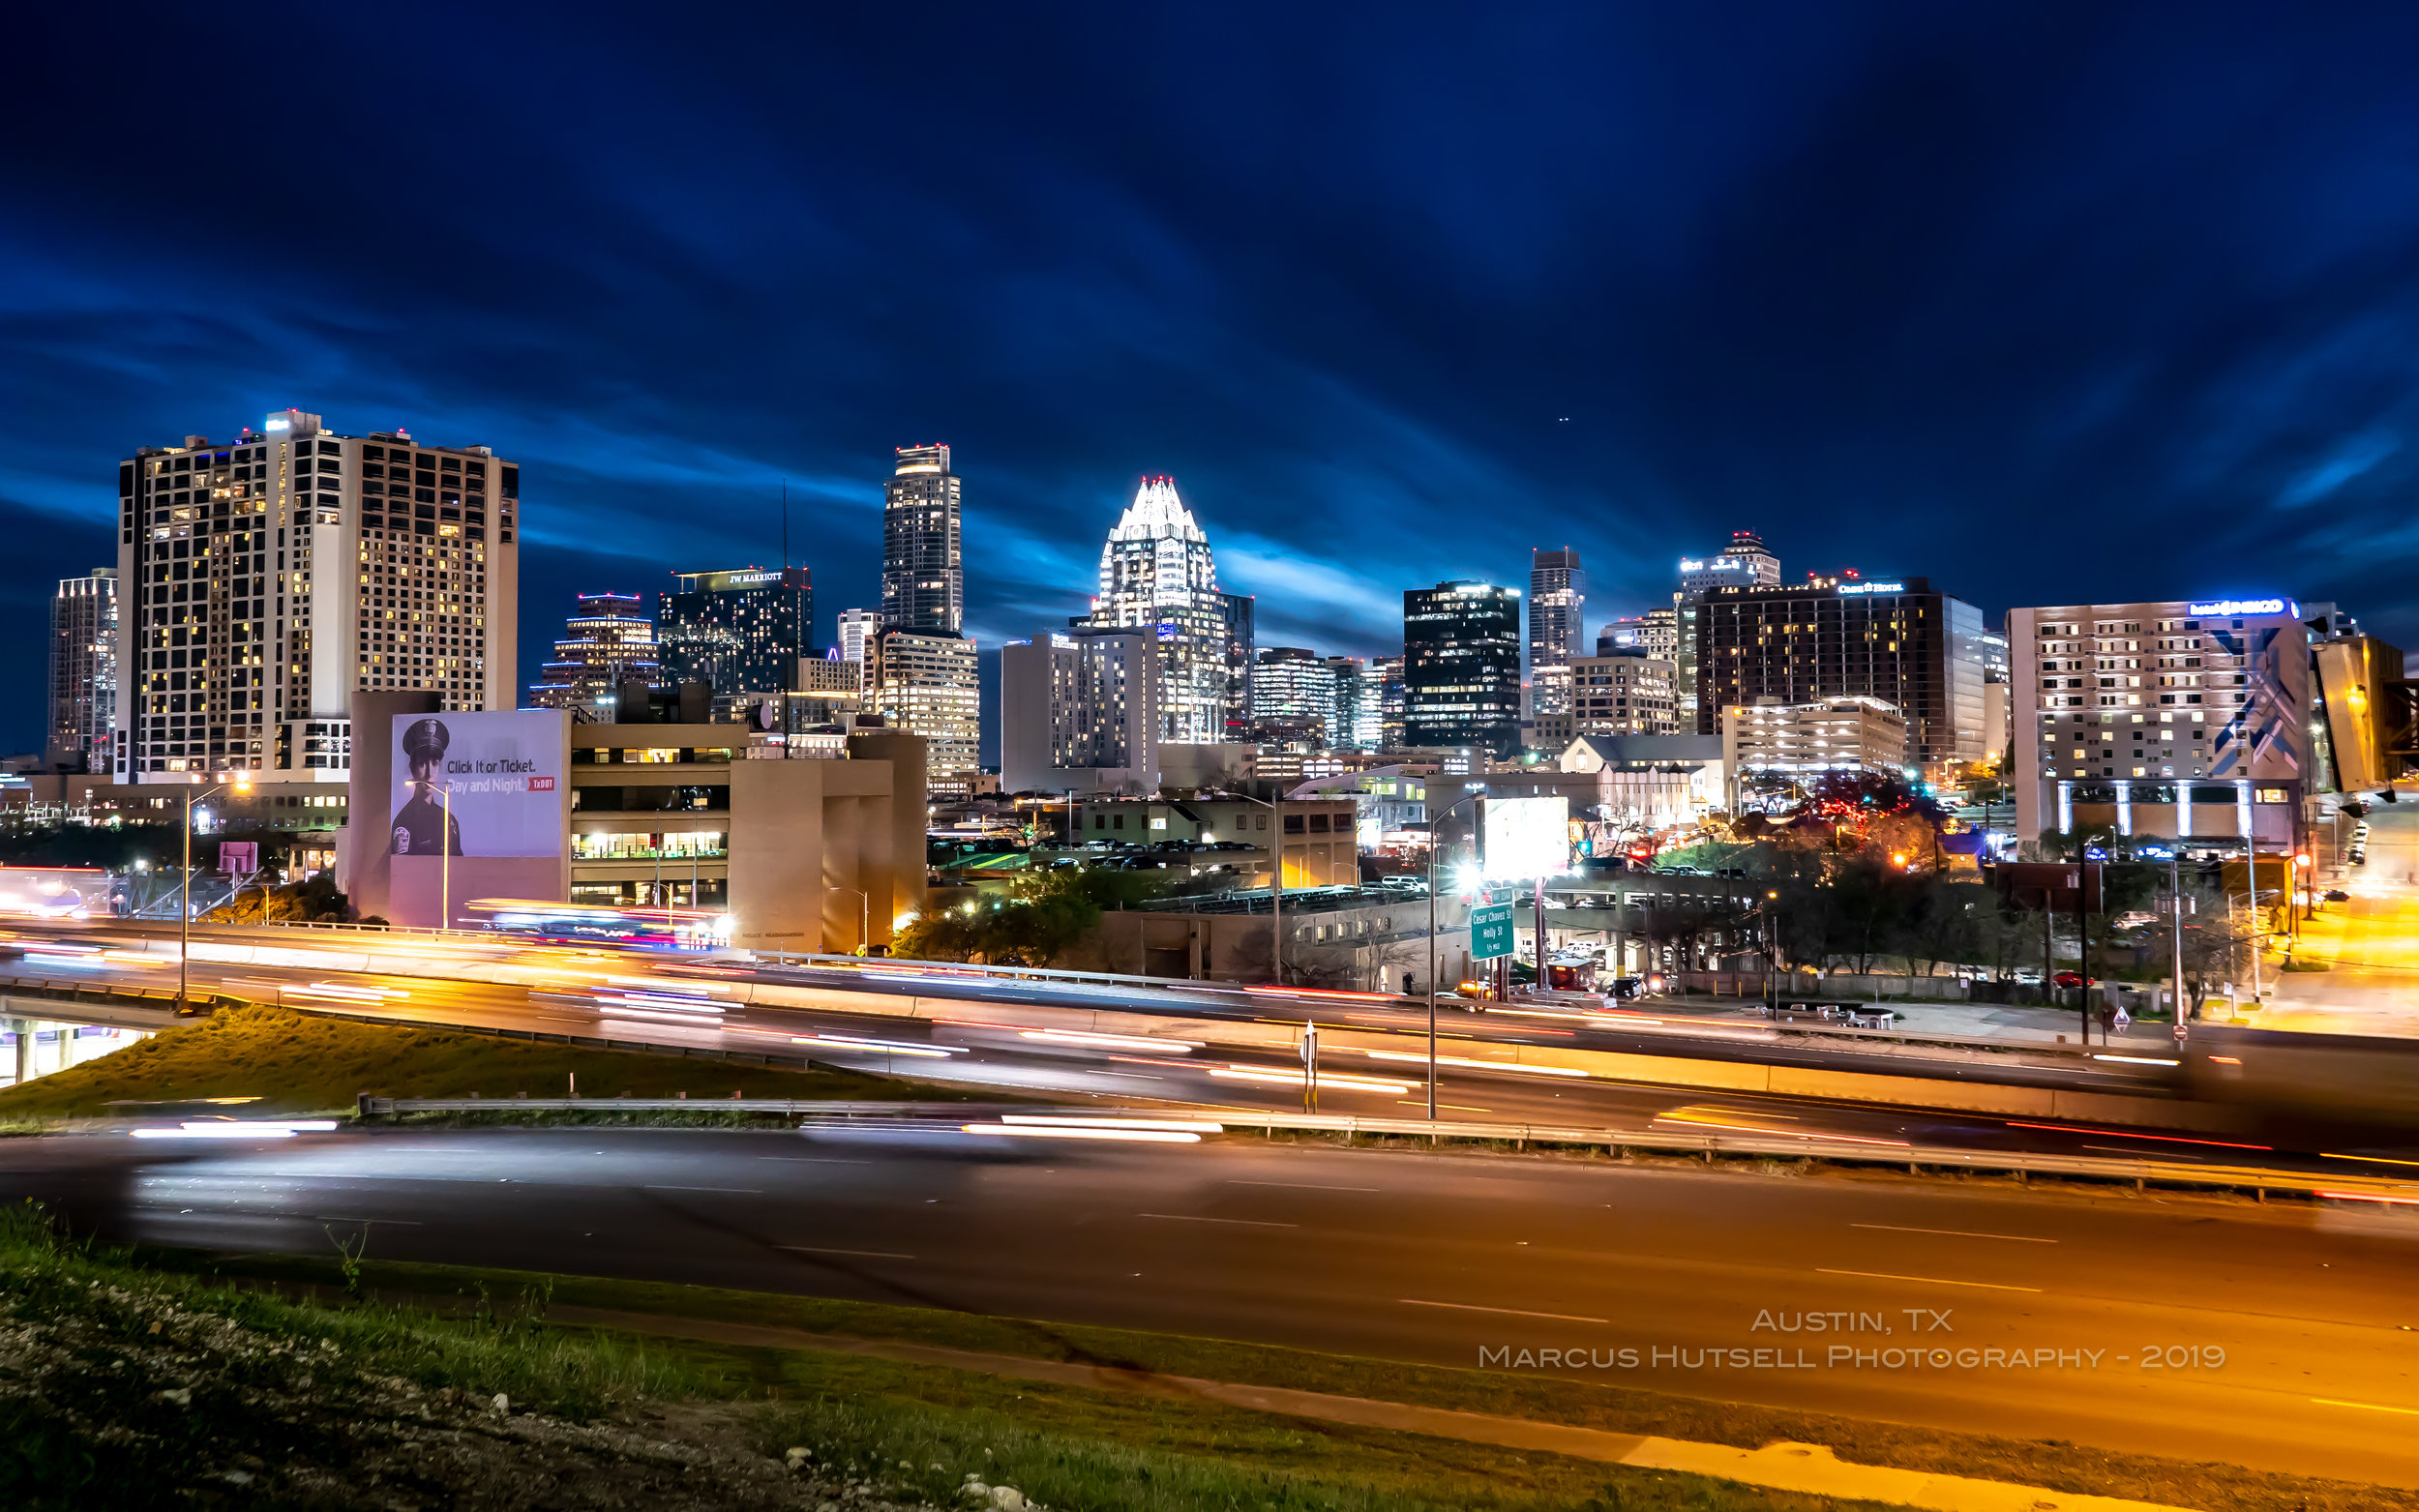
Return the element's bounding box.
[0,1001,970,1120]
[186,1249,2416,1512]
[7,1210,1910,1512]
[744,1354,1917,1512]
[0,1202,737,1510]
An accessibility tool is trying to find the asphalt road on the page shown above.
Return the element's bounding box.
[8,1125,2418,1490]
[12,924,2407,1173]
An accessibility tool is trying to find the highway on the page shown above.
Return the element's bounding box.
[7,1124,2417,1490]
[11,920,2415,1174]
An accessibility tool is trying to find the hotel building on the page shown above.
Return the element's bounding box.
[113,408,518,783]
[2008,597,2309,845]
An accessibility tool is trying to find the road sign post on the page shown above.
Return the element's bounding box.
[1471,896,1517,963]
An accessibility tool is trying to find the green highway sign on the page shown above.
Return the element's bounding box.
[1471,900,1518,962]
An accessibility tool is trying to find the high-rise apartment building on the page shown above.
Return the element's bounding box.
[2009,596,2312,846]
[47,568,118,772]
[657,567,811,697]
[1000,627,1158,793]
[1527,548,1586,717]
[836,608,881,667]
[868,627,980,785]
[1328,655,1381,749]
[1372,655,1406,750]
[1674,531,1777,731]
[528,593,663,713]
[1219,590,1256,739]
[1598,608,1677,660]
[1571,653,1679,736]
[1403,580,1522,758]
[1091,477,1227,744]
[1679,530,1780,595]
[1693,575,1985,779]
[113,409,519,781]
[881,445,963,635]
[1252,647,1338,743]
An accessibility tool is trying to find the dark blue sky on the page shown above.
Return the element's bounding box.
[9,4,2419,756]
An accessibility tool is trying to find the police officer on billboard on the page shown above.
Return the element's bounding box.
[391,717,463,856]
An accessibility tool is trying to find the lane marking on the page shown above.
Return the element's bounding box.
[1850,1224,2054,1244]
[779,1245,917,1260]
[2314,1396,2419,1415]
[1400,1298,1611,1323]
[1138,1212,1299,1229]
[642,1184,764,1194]
[1815,1268,2042,1292]
[2003,1120,2271,1150]
[1227,1180,1381,1193]
[2085,1145,2204,1162]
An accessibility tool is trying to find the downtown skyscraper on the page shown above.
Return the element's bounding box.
[1090,477,1227,744]
[881,444,963,635]
[1527,547,1586,716]
[46,568,117,772]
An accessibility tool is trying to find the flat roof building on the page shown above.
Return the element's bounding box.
[1694,575,1986,781]
[1404,580,1521,759]
[114,408,520,785]
[2009,597,2311,846]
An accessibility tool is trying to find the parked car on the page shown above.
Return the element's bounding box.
[2051,970,2098,989]
[2324,888,2351,903]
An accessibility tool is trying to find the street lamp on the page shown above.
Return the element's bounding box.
[1424,783,1488,1121]
[180,772,251,1016]
[829,886,869,955]
[1229,792,1286,986]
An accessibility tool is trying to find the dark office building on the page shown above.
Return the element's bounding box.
[1219,589,1255,738]
[657,566,812,697]
[1403,579,1522,758]
[1693,575,1986,777]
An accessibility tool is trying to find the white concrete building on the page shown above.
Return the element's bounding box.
[2009,596,2309,846]
[1000,628,1159,795]
[867,627,979,787]
[1721,696,1908,808]
[1571,653,1678,736]
[1090,477,1228,745]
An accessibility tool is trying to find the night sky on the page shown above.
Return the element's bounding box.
[9,5,2419,759]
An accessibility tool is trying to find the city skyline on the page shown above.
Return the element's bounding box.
[11,9,2419,758]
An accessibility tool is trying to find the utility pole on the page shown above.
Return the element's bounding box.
[2169,850,2187,1026]
[2075,862,2092,1046]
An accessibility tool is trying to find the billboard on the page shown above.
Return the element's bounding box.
[1480,795,1570,881]
[390,711,565,859]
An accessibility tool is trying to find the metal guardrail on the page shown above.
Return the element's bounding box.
[352,1098,2419,1205]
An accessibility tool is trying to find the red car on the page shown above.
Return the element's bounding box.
[2052,971,2098,989]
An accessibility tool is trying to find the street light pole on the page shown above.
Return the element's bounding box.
[1423,784,1488,1121]
[1232,793,1285,986]
[179,774,250,1016]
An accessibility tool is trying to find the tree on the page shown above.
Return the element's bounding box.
[200,870,352,924]
[895,866,1168,966]
[1824,856,1922,975]
[1896,881,1992,979]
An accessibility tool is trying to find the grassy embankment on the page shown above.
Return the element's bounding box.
[0,1001,975,1122]
[140,1243,2419,1512]
[1,1205,1936,1512]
